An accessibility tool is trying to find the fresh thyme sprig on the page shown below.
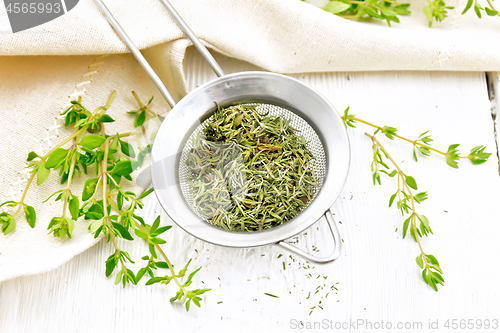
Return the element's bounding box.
[342,107,491,168]
[320,0,499,27]
[462,0,499,18]
[342,107,490,291]
[128,91,162,129]
[323,0,411,26]
[0,92,209,311]
[1,94,116,235]
[367,133,444,291]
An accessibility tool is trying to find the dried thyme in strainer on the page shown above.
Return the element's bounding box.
[185,103,318,232]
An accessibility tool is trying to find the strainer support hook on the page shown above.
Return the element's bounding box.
[276,209,342,264]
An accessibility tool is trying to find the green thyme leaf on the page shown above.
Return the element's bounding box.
[415,254,424,269]
[474,2,482,18]
[423,4,434,25]
[417,214,432,236]
[98,114,115,123]
[84,202,104,220]
[110,161,139,176]
[0,212,16,235]
[402,216,411,239]
[43,190,64,203]
[82,177,99,201]
[155,226,171,235]
[423,0,454,26]
[137,188,154,200]
[185,267,202,285]
[112,222,134,241]
[445,144,460,168]
[119,139,136,158]
[151,216,160,233]
[78,135,106,150]
[394,4,411,15]
[417,146,430,156]
[27,151,39,162]
[405,175,417,190]
[105,253,118,277]
[146,276,166,285]
[134,110,146,128]
[110,134,120,150]
[150,237,166,244]
[414,192,428,203]
[68,194,80,221]
[156,261,170,269]
[381,126,398,140]
[388,170,398,177]
[114,270,124,285]
[389,193,397,207]
[135,268,147,282]
[342,107,356,128]
[134,228,148,240]
[485,7,499,15]
[462,0,473,13]
[323,1,351,14]
[23,204,36,228]
[0,201,18,208]
[47,216,74,239]
[421,265,445,291]
[467,145,491,165]
[37,161,50,186]
[88,218,103,235]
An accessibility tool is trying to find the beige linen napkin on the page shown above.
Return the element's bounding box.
[1,0,500,70]
[0,53,173,282]
[1,0,500,282]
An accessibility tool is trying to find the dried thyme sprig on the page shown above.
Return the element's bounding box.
[186,103,318,232]
[0,92,209,311]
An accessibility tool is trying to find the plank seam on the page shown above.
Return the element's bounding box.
[486,72,500,175]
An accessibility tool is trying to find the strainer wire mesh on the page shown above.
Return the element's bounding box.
[179,103,326,231]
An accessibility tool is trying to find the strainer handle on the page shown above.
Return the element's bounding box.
[158,0,225,77]
[93,0,177,108]
[276,209,342,264]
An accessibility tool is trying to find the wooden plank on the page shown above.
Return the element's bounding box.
[1,50,499,332]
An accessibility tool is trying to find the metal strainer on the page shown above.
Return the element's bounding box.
[94,0,350,263]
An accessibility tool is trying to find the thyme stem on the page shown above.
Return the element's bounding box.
[101,126,122,261]
[345,115,468,159]
[132,91,159,118]
[366,133,427,258]
[107,197,185,290]
[61,149,78,219]
[13,173,35,217]
[486,0,497,12]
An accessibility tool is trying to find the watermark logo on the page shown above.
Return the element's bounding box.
[4,0,79,33]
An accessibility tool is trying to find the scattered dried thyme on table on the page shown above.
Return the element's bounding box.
[185,103,318,232]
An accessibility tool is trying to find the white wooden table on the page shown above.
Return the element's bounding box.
[1,50,499,333]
